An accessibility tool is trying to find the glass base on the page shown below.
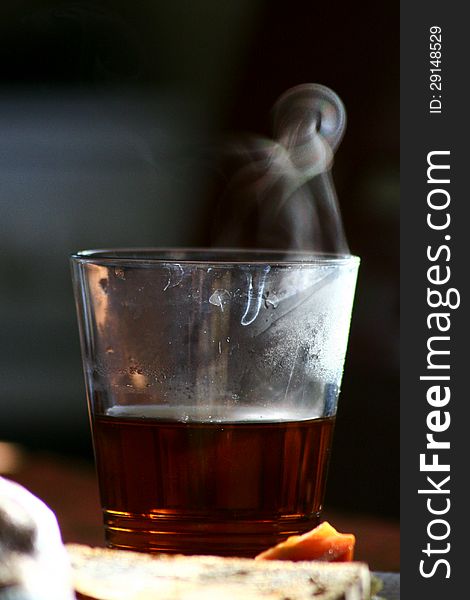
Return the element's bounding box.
[103,510,321,557]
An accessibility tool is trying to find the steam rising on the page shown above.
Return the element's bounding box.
[213,84,349,254]
[72,85,359,427]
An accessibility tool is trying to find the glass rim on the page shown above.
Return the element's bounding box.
[70,247,360,268]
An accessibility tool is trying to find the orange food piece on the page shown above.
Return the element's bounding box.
[255,521,355,562]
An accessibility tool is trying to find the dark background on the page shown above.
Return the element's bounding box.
[0,1,398,518]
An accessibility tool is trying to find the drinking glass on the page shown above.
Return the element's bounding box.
[71,249,359,556]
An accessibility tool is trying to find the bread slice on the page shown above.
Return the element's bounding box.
[66,544,372,600]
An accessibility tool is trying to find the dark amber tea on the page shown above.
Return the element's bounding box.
[92,406,335,557]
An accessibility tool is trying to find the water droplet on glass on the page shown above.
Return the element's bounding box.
[226,337,230,343]
[209,289,231,311]
[105,346,114,354]
[163,264,184,291]
[264,291,280,309]
[241,266,270,326]
[114,267,125,280]
[99,278,108,293]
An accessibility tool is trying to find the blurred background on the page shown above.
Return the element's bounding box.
[0,0,399,564]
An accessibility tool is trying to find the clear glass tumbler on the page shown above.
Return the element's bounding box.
[71,249,359,556]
